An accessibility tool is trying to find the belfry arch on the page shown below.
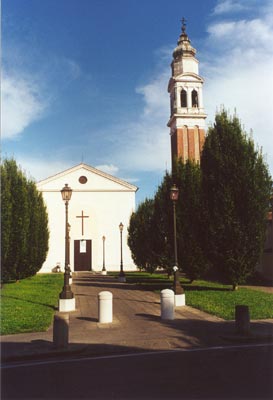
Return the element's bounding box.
[181,89,187,107]
[191,89,198,107]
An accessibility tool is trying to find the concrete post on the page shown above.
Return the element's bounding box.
[161,289,175,320]
[235,305,250,336]
[98,291,113,323]
[53,312,69,348]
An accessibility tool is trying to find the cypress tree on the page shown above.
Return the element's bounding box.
[201,110,272,289]
[173,160,209,282]
[128,198,158,272]
[1,159,49,281]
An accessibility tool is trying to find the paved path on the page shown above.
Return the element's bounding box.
[240,285,273,293]
[1,273,273,362]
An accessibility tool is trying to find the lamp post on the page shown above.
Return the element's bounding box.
[102,236,107,275]
[68,222,72,285]
[170,184,184,295]
[118,222,126,282]
[59,184,75,312]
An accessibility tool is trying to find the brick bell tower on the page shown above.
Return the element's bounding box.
[168,19,207,166]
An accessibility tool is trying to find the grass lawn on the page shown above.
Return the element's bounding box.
[111,271,273,320]
[1,274,64,335]
[1,272,272,335]
[184,285,273,320]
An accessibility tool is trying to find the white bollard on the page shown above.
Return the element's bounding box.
[98,291,113,323]
[175,294,186,307]
[161,289,175,320]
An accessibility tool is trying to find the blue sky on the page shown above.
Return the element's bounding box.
[2,0,273,204]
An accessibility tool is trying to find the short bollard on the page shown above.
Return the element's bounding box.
[53,312,69,348]
[235,305,250,336]
[98,291,113,323]
[161,289,175,320]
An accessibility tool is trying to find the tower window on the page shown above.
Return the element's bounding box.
[192,90,198,107]
[181,89,187,107]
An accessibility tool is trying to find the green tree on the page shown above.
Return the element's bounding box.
[173,160,209,282]
[128,198,158,273]
[153,160,208,280]
[153,172,173,275]
[1,159,49,281]
[128,161,208,280]
[201,110,272,289]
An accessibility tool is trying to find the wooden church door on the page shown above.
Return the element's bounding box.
[74,240,92,271]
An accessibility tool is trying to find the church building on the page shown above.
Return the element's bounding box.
[168,20,207,165]
[37,163,138,273]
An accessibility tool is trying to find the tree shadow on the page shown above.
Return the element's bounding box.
[74,281,173,292]
[77,317,98,322]
[0,294,56,309]
[114,297,160,305]
[182,285,231,292]
[73,275,233,293]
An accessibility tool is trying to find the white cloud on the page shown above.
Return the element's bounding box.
[13,156,72,182]
[207,19,273,50]
[1,71,47,139]
[136,70,170,116]
[95,164,119,175]
[212,0,249,15]
[121,177,139,184]
[203,9,273,174]
[110,70,171,173]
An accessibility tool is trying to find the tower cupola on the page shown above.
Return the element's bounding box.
[172,20,196,61]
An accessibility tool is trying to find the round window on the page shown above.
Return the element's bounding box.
[79,176,88,184]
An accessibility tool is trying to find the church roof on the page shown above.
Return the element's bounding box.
[37,163,138,192]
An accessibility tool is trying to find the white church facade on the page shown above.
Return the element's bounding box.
[37,163,138,273]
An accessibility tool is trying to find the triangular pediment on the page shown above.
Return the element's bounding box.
[168,73,204,91]
[37,163,138,192]
[176,72,203,82]
[172,72,203,82]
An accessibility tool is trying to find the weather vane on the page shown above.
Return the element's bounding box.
[181,17,187,33]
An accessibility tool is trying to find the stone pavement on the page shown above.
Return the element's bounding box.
[1,273,273,363]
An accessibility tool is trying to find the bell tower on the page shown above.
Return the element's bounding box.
[168,19,207,165]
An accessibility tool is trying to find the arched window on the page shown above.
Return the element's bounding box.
[181,89,187,107]
[192,90,198,107]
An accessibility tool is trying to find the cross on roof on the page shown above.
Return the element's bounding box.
[181,17,187,33]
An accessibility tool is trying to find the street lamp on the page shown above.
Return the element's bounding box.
[170,184,184,295]
[59,184,75,312]
[118,222,126,282]
[102,236,107,275]
[68,223,71,265]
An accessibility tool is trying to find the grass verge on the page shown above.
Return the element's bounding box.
[111,271,273,320]
[184,286,273,320]
[1,274,64,335]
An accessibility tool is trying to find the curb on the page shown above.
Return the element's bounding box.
[220,334,273,344]
[3,334,273,365]
[1,344,157,365]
